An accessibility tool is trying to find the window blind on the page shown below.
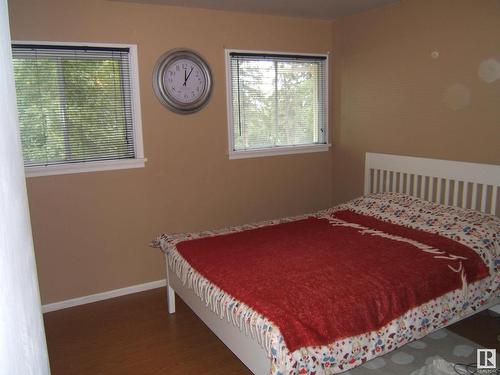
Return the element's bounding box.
[12,44,136,167]
[229,52,328,152]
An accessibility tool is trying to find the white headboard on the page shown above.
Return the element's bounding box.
[364,153,500,216]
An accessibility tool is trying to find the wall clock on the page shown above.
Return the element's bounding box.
[153,49,213,114]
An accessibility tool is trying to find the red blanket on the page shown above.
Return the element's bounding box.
[176,210,489,352]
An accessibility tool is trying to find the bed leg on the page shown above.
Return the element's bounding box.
[167,285,176,314]
[164,253,176,314]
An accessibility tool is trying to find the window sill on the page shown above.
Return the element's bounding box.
[25,158,147,178]
[229,144,330,160]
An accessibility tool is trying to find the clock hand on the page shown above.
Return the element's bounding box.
[185,67,194,84]
[183,69,187,86]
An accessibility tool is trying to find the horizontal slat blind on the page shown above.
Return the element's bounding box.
[12,44,135,167]
[229,52,327,151]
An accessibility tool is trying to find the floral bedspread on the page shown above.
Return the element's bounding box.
[152,193,499,374]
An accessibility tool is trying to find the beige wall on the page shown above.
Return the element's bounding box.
[10,0,500,305]
[332,0,500,205]
[8,0,334,304]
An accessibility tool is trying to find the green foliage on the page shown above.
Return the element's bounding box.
[13,56,132,166]
[233,60,322,151]
[13,58,64,164]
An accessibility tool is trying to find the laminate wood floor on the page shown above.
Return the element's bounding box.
[43,288,499,375]
[44,288,250,375]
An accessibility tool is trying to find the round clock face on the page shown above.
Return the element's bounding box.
[153,49,213,114]
[163,58,206,104]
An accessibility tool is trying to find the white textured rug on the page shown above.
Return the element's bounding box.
[409,357,465,375]
[343,329,497,374]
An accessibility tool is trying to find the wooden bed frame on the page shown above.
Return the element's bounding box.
[364,152,499,215]
[164,152,500,374]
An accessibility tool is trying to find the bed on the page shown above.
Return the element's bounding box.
[152,152,500,374]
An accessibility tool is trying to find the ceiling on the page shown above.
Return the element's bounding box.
[113,0,401,20]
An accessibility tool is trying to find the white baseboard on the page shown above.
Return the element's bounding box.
[489,304,500,314]
[42,280,500,316]
[42,279,166,313]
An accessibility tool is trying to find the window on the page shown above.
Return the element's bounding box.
[226,50,329,159]
[11,42,145,177]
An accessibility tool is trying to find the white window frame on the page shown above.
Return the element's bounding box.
[12,41,146,177]
[225,49,330,160]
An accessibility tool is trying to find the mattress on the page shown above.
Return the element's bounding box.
[152,193,499,374]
